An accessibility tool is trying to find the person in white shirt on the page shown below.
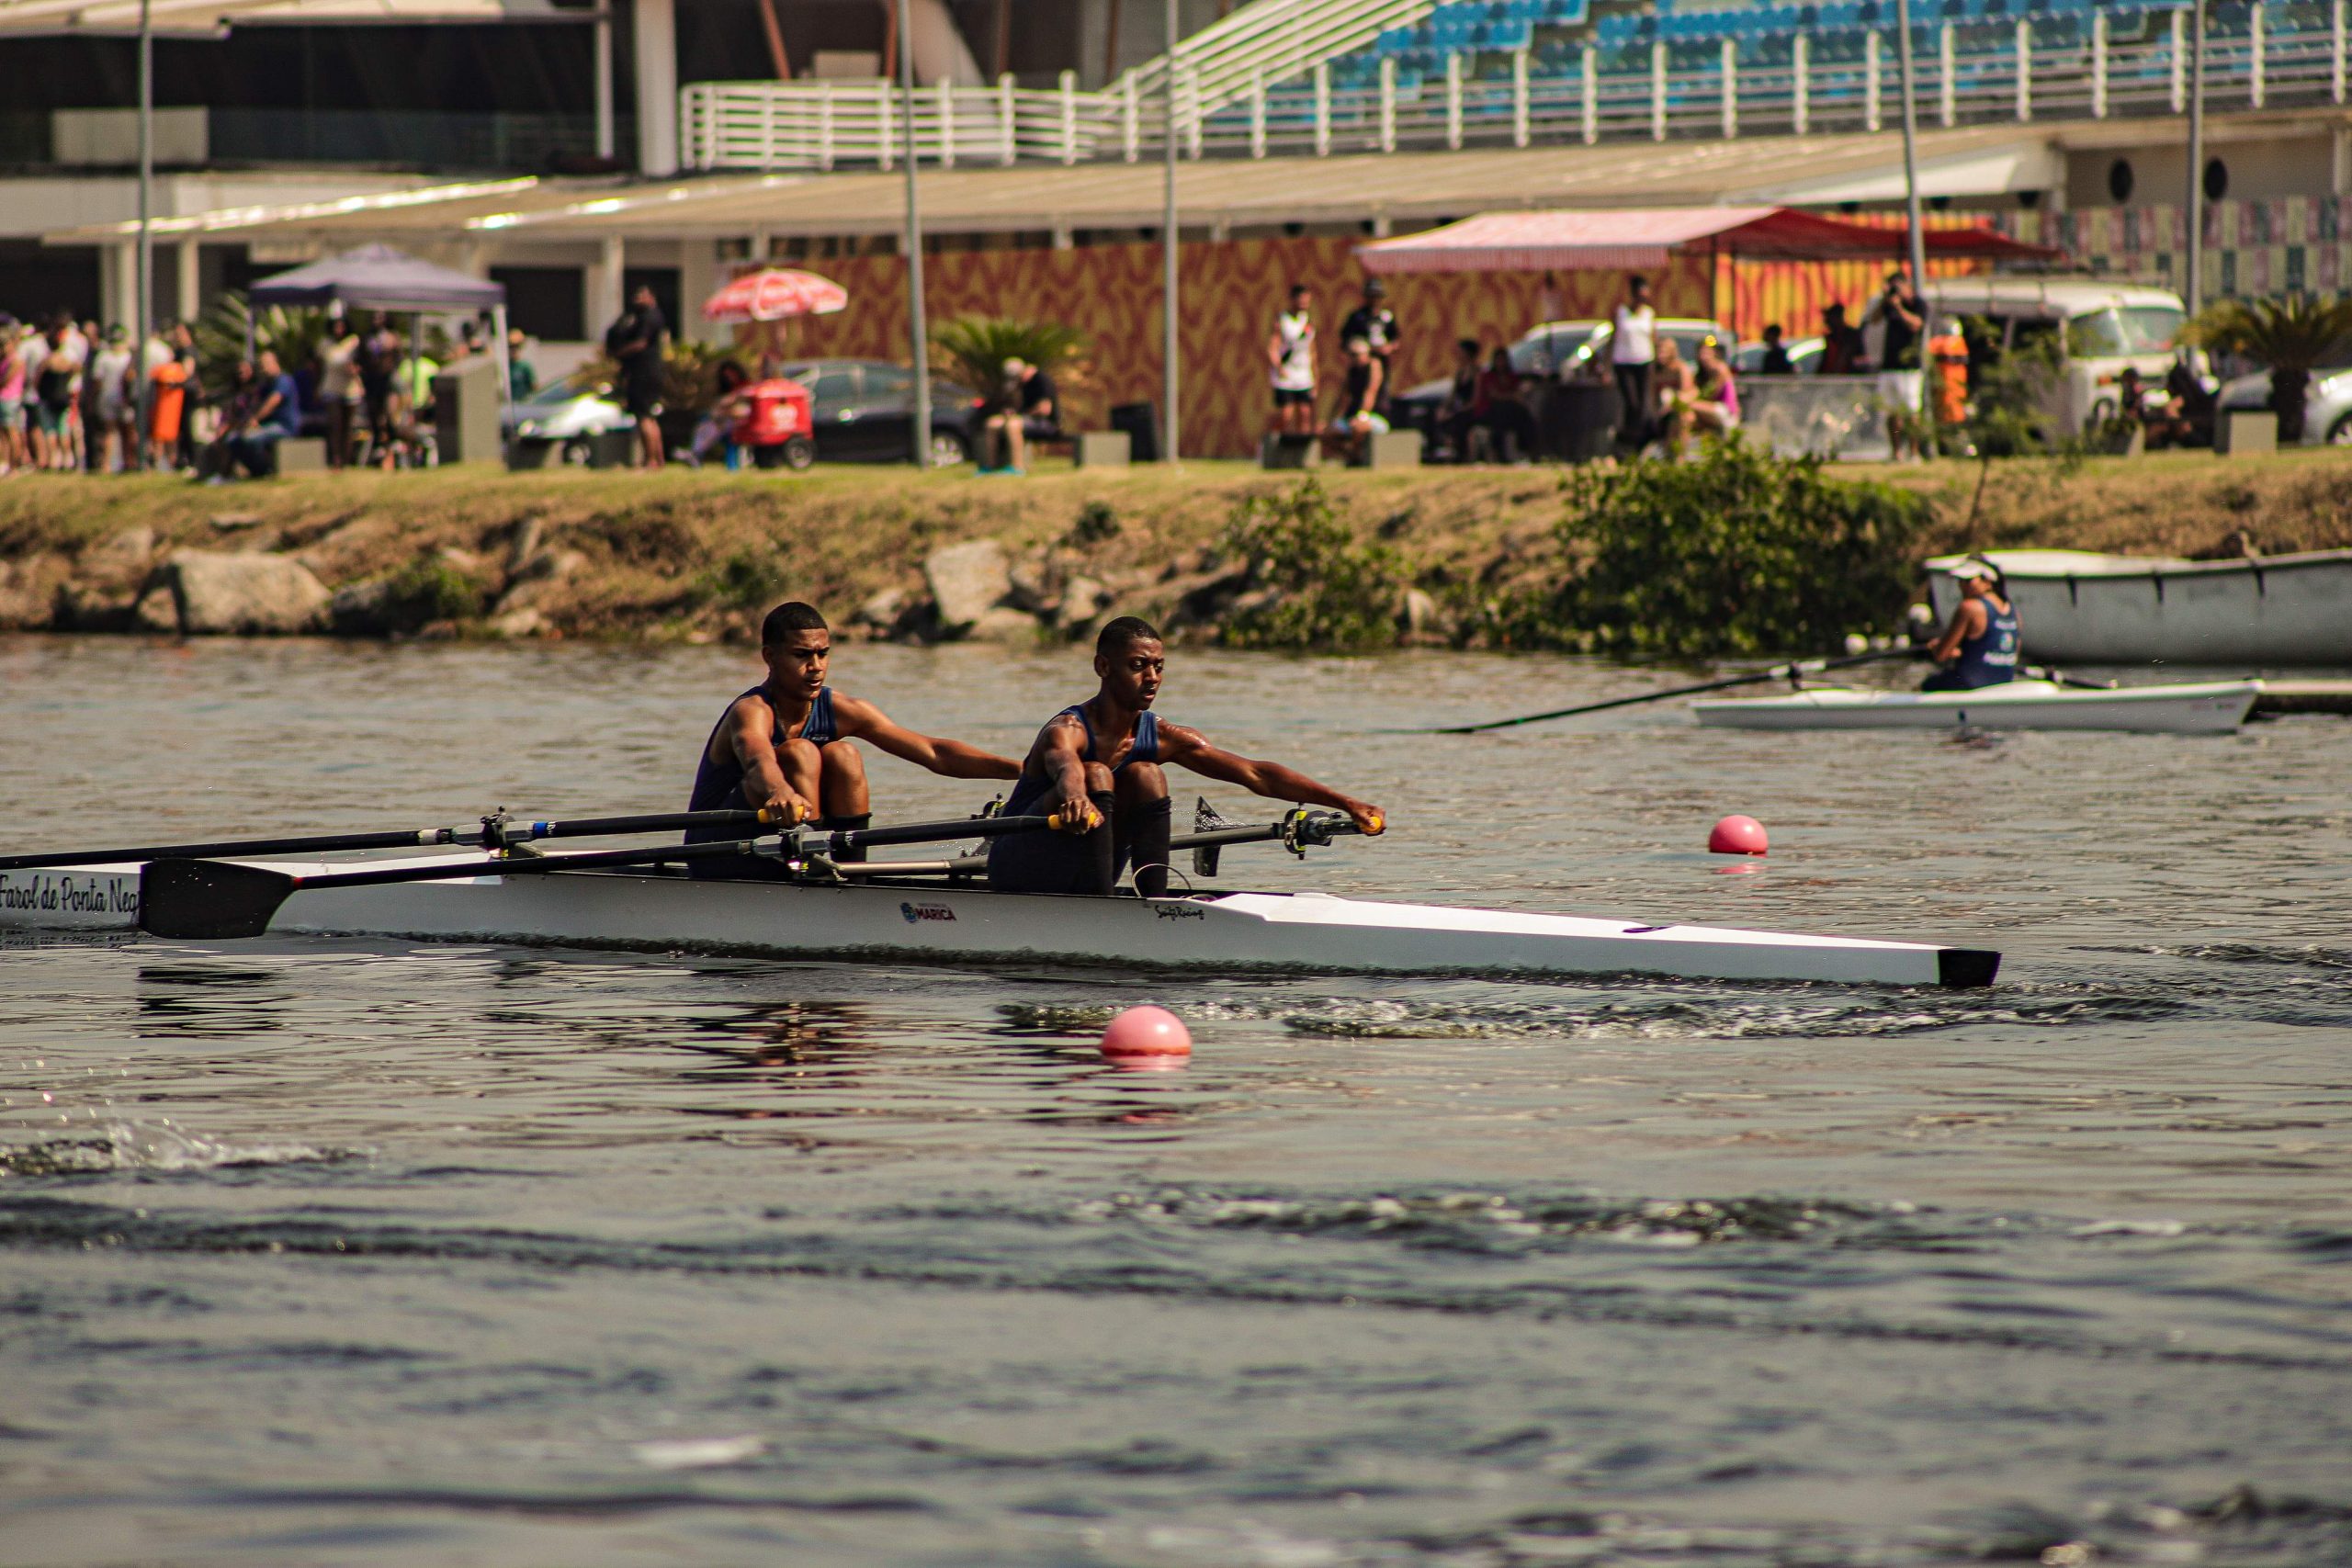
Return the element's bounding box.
[318,314,363,468]
[1611,275,1657,454]
[88,325,134,473]
[1265,283,1317,438]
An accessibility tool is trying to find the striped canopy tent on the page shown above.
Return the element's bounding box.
[1356,207,2059,274]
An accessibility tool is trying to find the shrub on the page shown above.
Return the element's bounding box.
[1497,437,1927,659]
[380,555,487,632]
[696,547,788,609]
[931,315,1087,398]
[1219,479,1405,651]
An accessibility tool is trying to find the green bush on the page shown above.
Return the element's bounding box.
[695,547,788,609]
[1496,437,1927,658]
[381,556,487,632]
[1219,478,1406,651]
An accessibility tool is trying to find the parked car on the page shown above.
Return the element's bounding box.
[1923,278,2185,435]
[1391,317,1733,436]
[773,358,981,466]
[1732,335,1826,376]
[505,372,637,465]
[2215,355,2352,446]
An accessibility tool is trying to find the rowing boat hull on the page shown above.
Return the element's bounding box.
[1925,548,2352,665]
[0,855,1999,988]
[1690,679,2260,734]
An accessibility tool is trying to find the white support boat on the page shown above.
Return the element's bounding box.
[1690,678,2261,733]
[0,851,2001,989]
[1924,548,2352,666]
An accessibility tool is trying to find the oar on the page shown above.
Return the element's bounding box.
[2028,664,2119,692]
[0,806,793,874]
[139,813,1066,941]
[1422,647,1920,734]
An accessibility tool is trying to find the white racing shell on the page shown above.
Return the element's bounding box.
[1,852,2000,988]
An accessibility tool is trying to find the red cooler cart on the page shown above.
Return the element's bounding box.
[733,378,816,470]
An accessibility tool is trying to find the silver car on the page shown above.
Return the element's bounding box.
[2215,358,2352,446]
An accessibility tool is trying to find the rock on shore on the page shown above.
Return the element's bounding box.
[153,551,333,636]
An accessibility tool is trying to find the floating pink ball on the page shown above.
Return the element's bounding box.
[1099,1005,1192,1063]
[1708,815,1769,856]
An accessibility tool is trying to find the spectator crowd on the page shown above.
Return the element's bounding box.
[0,305,537,482]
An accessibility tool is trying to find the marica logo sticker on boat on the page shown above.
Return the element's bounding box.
[900,902,957,924]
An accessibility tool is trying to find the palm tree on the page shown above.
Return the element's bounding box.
[930,315,1087,398]
[2186,294,2352,444]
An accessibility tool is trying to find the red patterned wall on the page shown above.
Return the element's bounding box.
[756,230,1988,457]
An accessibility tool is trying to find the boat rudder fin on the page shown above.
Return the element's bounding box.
[1935,948,2002,988]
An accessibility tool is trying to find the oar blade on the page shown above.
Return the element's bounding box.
[140,859,300,940]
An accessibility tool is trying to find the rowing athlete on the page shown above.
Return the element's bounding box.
[686,601,1022,876]
[1922,558,2021,691]
[988,615,1385,897]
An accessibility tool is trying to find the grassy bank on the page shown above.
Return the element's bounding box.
[1,446,2346,646]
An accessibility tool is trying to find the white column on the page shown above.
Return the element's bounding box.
[678,241,720,345]
[1651,39,1667,141]
[2015,17,2030,121]
[594,8,615,159]
[1580,45,1597,142]
[818,82,835,170]
[2250,2,2266,107]
[591,234,625,338]
[1313,61,1330,156]
[633,0,678,175]
[103,242,138,329]
[1939,22,1956,126]
[878,79,895,170]
[1866,30,1882,131]
[2171,7,2188,112]
[175,234,200,323]
[1124,73,1141,162]
[1445,51,1463,150]
[2092,11,2108,118]
[1378,57,1396,152]
[1249,71,1266,158]
[1513,47,1531,147]
[1721,37,1736,138]
[937,76,955,167]
[999,72,1016,164]
[2335,0,2346,104]
[1062,70,1080,164]
[1184,63,1202,159]
[1793,33,1809,134]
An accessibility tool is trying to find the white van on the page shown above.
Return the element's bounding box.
[1923,277,2186,434]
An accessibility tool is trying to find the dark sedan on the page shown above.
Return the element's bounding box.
[773,358,981,466]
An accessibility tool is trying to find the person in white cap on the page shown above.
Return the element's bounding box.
[1922,558,2020,691]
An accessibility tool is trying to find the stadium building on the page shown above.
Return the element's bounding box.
[7,0,2349,453]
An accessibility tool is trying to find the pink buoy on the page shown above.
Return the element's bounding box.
[1708,815,1769,856]
[1100,1005,1193,1064]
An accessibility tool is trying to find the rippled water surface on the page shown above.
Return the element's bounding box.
[4,634,2351,1566]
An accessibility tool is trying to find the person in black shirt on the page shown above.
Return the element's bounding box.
[1864,269,1928,459]
[1339,278,1400,414]
[1758,323,1795,376]
[979,356,1060,473]
[606,285,668,470]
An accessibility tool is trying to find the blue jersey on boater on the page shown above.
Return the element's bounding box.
[1002,703,1161,817]
[1948,592,2021,688]
[685,685,836,839]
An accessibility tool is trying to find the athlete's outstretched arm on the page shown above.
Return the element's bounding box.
[832,696,1022,780]
[723,698,816,822]
[1156,724,1384,835]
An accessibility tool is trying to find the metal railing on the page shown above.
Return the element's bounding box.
[682,2,2349,172]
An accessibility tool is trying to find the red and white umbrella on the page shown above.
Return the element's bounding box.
[702,268,850,324]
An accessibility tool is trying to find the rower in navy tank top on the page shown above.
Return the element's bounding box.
[1922,558,2022,692]
[988,615,1385,899]
[685,601,1023,879]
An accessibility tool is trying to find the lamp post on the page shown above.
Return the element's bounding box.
[135,0,153,471]
[898,0,931,467]
[1161,0,1180,465]
[2186,0,2206,313]
[1894,0,1930,446]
